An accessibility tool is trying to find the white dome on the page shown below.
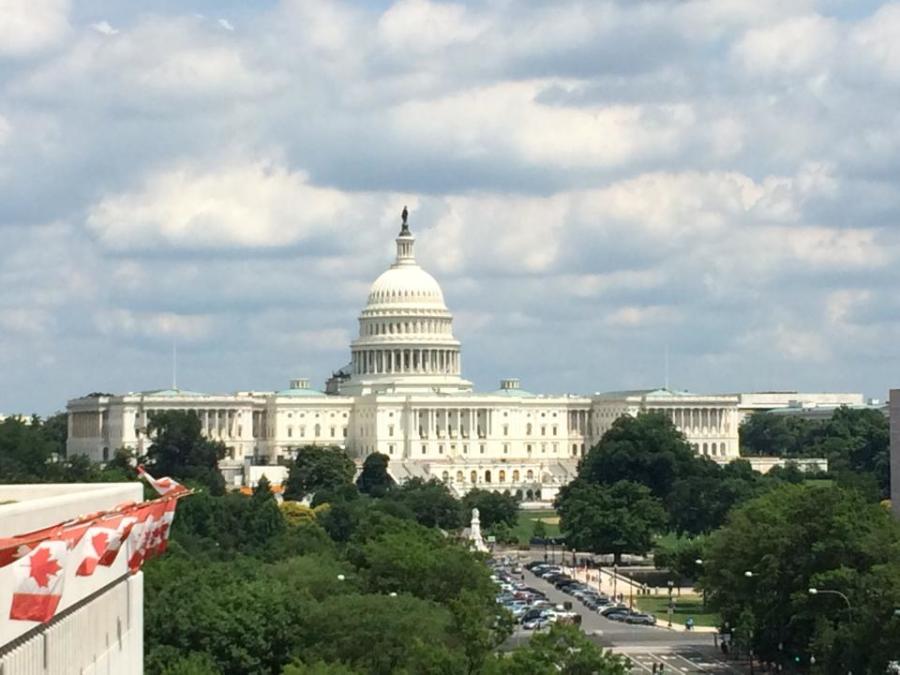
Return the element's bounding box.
[366,265,446,308]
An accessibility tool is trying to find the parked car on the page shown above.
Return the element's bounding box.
[624,613,657,626]
[599,604,630,617]
[605,611,633,622]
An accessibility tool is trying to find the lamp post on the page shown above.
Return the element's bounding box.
[667,579,675,627]
[808,587,853,620]
[613,563,618,604]
[809,588,854,675]
[695,558,706,611]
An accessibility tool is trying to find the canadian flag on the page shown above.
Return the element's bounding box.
[125,501,165,572]
[137,466,186,497]
[98,513,139,567]
[154,499,178,556]
[74,515,124,576]
[9,540,69,622]
[0,524,65,568]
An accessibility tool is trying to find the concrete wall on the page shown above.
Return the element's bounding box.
[0,483,145,673]
[0,574,143,675]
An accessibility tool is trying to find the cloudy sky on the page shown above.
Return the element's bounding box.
[1,0,899,414]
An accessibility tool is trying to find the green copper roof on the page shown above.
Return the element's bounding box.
[275,388,327,397]
[594,388,697,398]
[140,388,207,397]
[489,388,536,397]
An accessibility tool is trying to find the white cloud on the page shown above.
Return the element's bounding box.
[86,162,351,250]
[94,309,215,342]
[217,19,234,32]
[850,3,900,81]
[378,0,485,53]
[91,21,118,36]
[390,81,695,169]
[732,14,839,75]
[0,0,69,57]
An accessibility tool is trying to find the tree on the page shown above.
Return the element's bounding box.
[701,483,900,669]
[740,408,890,498]
[358,525,495,603]
[485,624,628,675]
[462,489,519,529]
[0,416,58,481]
[384,478,463,529]
[284,445,356,501]
[146,411,226,495]
[739,412,809,456]
[555,480,666,563]
[653,534,708,582]
[532,519,548,541]
[356,452,394,497]
[578,412,715,501]
[667,460,764,535]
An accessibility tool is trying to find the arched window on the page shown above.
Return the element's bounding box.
[314,424,321,437]
[526,423,532,435]
[526,469,534,481]
[484,469,492,483]
[702,442,708,455]
[499,470,506,483]
[441,471,449,483]
[456,471,464,483]
[470,470,477,484]
[512,470,520,482]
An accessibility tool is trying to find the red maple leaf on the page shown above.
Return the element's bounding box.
[28,546,62,588]
[91,532,109,556]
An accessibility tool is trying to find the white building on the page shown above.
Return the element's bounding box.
[0,482,144,675]
[735,391,867,424]
[68,214,754,500]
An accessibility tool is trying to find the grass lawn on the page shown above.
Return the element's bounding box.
[635,594,720,628]
[510,509,560,545]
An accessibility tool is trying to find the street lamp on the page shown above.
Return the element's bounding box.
[667,579,675,628]
[808,587,853,619]
[337,574,346,581]
[744,570,754,578]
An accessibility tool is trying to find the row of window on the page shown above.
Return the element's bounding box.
[439,468,537,484]
[285,425,347,439]
[363,318,451,336]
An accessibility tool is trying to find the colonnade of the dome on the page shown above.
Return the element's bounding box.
[351,347,459,375]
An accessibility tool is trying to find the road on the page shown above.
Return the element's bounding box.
[519,567,747,674]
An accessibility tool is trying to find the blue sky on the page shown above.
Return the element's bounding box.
[1,0,899,414]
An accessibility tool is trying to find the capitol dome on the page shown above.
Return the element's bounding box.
[339,209,472,395]
[366,264,446,309]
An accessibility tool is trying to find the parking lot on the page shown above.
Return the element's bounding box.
[492,556,748,673]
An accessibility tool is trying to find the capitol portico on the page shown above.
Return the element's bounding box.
[67,211,745,500]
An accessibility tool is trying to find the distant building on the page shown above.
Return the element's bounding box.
[735,392,868,424]
[0,482,144,673]
[891,389,900,519]
[63,212,857,500]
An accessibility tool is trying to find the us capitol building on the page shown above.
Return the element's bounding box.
[67,212,842,499]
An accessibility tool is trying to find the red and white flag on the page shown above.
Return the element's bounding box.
[98,513,138,567]
[137,466,186,497]
[125,501,165,572]
[9,540,69,622]
[152,498,178,557]
[0,524,64,568]
[74,515,124,576]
